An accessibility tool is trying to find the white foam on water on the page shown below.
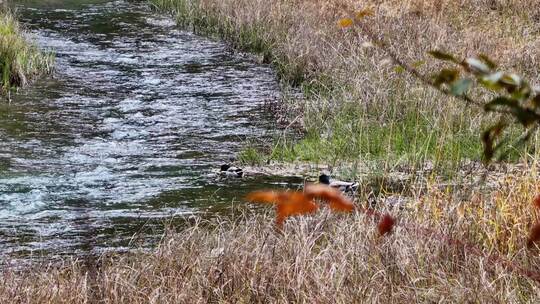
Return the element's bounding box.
[1,0,284,258]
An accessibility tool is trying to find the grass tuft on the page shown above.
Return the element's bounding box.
[0,8,54,97]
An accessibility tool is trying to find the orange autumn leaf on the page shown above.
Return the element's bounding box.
[304,184,355,212]
[527,222,540,248]
[246,190,281,204]
[246,184,355,227]
[275,192,318,226]
[355,8,374,20]
[338,18,353,28]
[378,214,395,236]
[246,190,318,227]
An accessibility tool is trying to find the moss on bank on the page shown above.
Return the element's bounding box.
[0,9,54,97]
[150,0,539,170]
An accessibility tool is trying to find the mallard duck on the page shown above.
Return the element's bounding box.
[319,174,358,194]
[220,164,243,178]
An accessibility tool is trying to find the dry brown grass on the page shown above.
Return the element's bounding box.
[155,0,540,96]
[3,1,540,302]
[3,162,540,303]
[152,0,540,166]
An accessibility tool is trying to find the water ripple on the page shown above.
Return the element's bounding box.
[0,0,301,260]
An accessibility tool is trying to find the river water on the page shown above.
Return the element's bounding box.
[0,0,300,261]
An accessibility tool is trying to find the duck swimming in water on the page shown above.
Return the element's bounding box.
[319,174,358,194]
[220,164,244,178]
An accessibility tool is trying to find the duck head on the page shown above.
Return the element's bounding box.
[319,174,331,185]
[220,164,231,171]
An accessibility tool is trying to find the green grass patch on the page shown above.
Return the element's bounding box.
[238,145,266,166]
[150,0,527,173]
[270,106,482,169]
[0,9,54,97]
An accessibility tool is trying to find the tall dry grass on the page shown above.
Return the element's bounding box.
[3,162,540,303]
[151,0,540,168]
[2,1,540,302]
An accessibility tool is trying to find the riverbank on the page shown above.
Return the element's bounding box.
[0,8,53,98]
[2,163,540,302]
[151,0,540,171]
[2,1,540,302]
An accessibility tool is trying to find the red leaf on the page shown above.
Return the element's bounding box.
[533,195,540,209]
[378,214,395,236]
[527,222,540,248]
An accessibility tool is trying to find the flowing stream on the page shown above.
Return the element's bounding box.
[0,0,301,261]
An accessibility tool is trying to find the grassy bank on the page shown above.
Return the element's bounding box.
[151,0,540,170]
[2,164,540,302]
[0,8,53,97]
[3,2,540,302]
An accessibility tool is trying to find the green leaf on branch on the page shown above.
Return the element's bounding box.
[485,97,540,127]
[484,97,518,112]
[511,84,532,102]
[482,121,507,162]
[450,78,472,96]
[479,72,504,90]
[513,108,540,127]
[497,128,536,162]
[501,73,521,86]
[433,69,460,87]
[419,50,539,162]
[428,50,458,63]
[532,94,540,109]
[478,54,497,70]
[499,73,523,93]
[464,58,491,75]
